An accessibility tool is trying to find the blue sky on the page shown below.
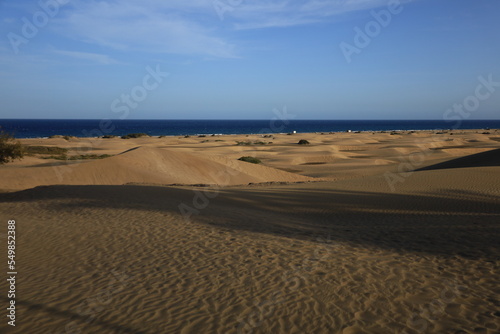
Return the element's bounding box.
[0,0,499,119]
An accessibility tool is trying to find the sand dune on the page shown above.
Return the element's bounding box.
[0,146,312,191]
[1,166,499,334]
[0,130,499,333]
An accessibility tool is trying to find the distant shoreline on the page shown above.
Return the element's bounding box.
[1,119,499,139]
[19,128,499,141]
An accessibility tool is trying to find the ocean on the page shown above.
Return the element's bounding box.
[0,119,498,139]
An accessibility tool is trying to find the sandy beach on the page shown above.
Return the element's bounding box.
[1,129,499,334]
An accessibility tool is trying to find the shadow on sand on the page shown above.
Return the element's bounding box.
[1,182,499,333]
[1,183,499,261]
[416,148,500,171]
[0,296,147,334]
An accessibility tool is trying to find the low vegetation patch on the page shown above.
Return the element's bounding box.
[48,135,73,140]
[24,145,68,155]
[121,133,149,139]
[102,135,116,139]
[41,154,113,161]
[236,141,268,146]
[297,139,310,145]
[238,156,262,164]
[0,131,24,164]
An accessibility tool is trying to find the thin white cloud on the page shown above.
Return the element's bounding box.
[52,50,119,65]
[49,0,416,57]
[231,0,414,30]
[55,0,237,58]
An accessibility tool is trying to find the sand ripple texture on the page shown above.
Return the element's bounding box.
[0,131,499,333]
[1,174,499,334]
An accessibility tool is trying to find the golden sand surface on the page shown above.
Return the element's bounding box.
[0,130,499,333]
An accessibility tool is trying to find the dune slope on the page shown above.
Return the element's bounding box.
[0,165,499,333]
[0,146,312,190]
[416,147,500,171]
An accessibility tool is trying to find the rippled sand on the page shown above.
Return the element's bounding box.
[1,130,499,333]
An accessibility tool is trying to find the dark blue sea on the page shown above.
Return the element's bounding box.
[0,119,498,139]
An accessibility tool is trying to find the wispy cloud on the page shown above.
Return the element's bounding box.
[52,49,120,65]
[231,0,414,30]
[5,0,418,58]
[55,0,237,58]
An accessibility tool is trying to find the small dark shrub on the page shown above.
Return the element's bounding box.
[68,154,112,160]
[238,156,262,164]
[0,131,24,164]
[121,133,149,139]
[297,139,310,145]
[236,141,267,146]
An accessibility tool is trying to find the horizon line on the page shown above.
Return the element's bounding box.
[1,118,500,121]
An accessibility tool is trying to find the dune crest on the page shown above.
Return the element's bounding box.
[0,146,313,190]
